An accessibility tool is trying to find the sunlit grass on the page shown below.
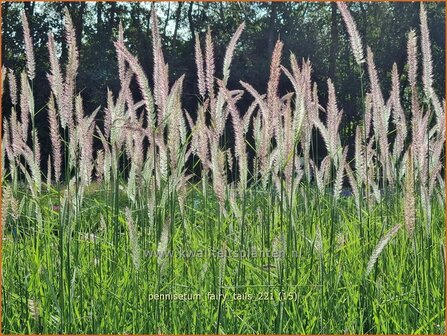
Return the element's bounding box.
[2,181,445,334]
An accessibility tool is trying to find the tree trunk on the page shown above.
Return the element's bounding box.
[329,2,338,81]
[2,2,10,67]
[219,3,225,22]
[110,2,117,32]
[163,2,171,38]
[71,2,86,50]
[188,2,195,39]
[172,2,183,49]
[96,2,103,37]
[267,3,278,57]
[360,3,367,47]
[24,2,35,18]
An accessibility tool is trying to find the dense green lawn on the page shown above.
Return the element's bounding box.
[2,3,445,334]
[2,183,445,334]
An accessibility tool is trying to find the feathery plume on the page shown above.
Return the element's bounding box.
[390,64,407,160]
[419,3,433,99]
[354,126,365,184]
[226,149,234,174]
[1,66,6,93]
[313,156,331,193]
[74,93,84,126]
[103,89,114,139]
[407,29,418,89]
[366,224,401,276]
[205,27,215,102]
[47,33,63,101]
[223,23,245,84]
[19,72,30,142]
[55,8,78,135]
[157,215,170,271]
[97,127,112,183]
[46,156,52,189]
[1,133,6,177]
[151,7,169,119]
[80,123,95,186]
[364,93,372,138]
[165,75,185,172]
[194,33,206,98]
[125,207,141,270]
[419,3,443,121]
[327,79,343,163]
[21,12,36,80]
[8,69,17,106]
[337,2,365,65]
[312,79,343,163]
[267,40,283,120]
[314,225,323,255]
[190,102,211,172]
[345,164,360,210]
[2,185,12,227]
[211,143,227,210]
[367,47,390,182]
[219,83,247,189]
[95,149,104,182]
[114,41,155,132]
[366,48,385,109]
[64,7,79,81]
[117,21,126,84]
[334,146,348,201]
[13,135,41,192]
[242,102,256,138]
[404,148,416,236]
[10,108,22,155]
[3,119,14,164]
[33,129,41,173]
[48,94,62,183]
[9,187,19,221]
[27,299,40,320]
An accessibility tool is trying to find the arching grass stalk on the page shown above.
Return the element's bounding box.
[232,176,248,333]
[276,174,285,334]
[215,207,224,334]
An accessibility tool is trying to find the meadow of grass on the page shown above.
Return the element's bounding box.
[1,3,445,334]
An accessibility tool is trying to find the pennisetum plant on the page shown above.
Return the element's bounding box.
[1,3,444,334]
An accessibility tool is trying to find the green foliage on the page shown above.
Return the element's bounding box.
[1,3,445,334]
[2,183,445,333]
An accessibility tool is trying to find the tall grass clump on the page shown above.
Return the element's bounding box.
[1,3,445,334]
